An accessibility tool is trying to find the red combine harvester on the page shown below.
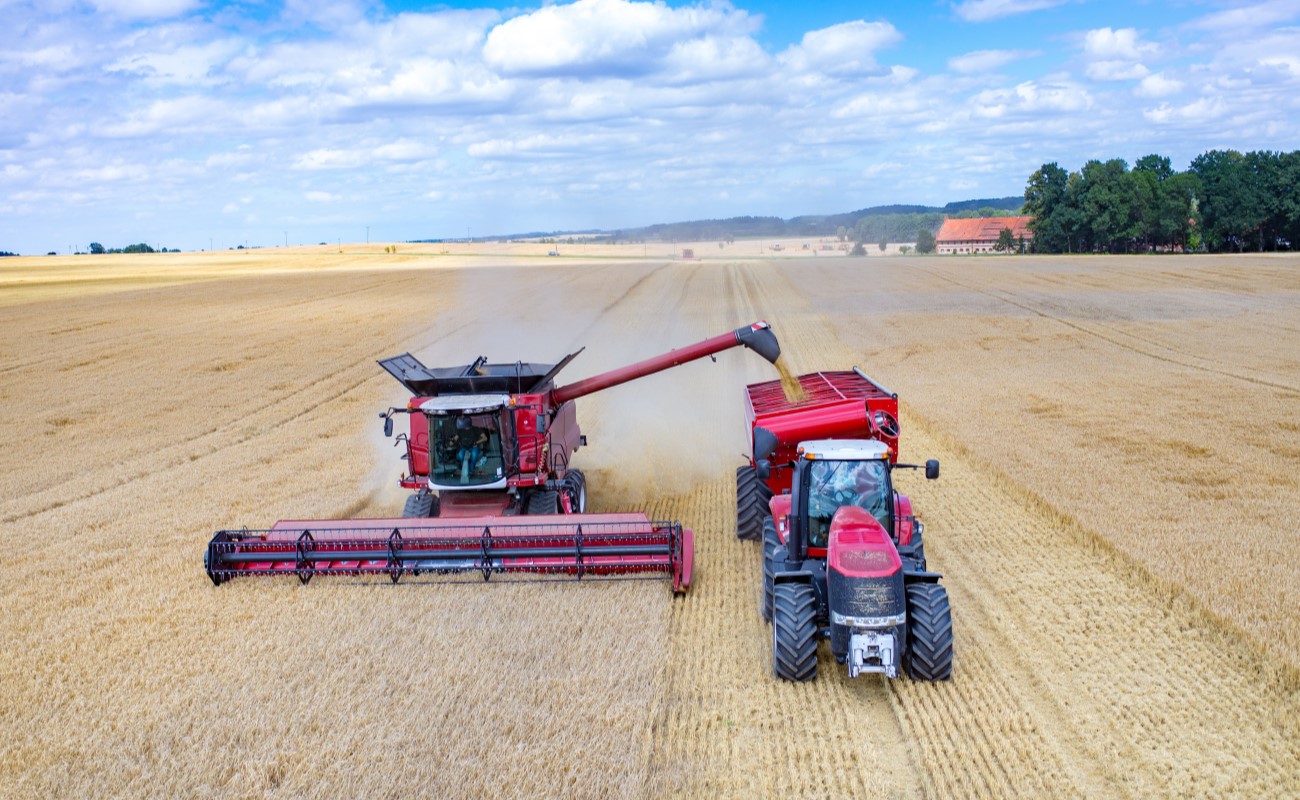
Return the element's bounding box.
[735,368,952,681]
[205,322,781,593]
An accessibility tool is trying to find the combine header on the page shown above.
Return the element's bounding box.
[206,322,781,592]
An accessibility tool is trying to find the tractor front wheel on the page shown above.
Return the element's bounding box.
[760,517,780,622]
[905,582,954,681]
[772,583,818,682]
[736,465,772,541]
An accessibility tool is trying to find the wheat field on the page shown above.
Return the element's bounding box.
[1,247,1298,798]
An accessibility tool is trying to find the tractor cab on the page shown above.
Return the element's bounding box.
[798,440,894,549]
[416,394,509,490]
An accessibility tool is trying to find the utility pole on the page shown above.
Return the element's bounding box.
[209,237,213,252]
[366,226,370,244]
[284,231,288,247]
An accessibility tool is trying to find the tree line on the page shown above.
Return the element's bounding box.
[1025,150,1300,254]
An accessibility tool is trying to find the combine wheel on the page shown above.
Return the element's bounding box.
[735,465,772,541]
[772,583,818,682]
[526,489,560,515]
[402,490,438,518]
[760,517,780,622]
[904,582,954,681]
[562,469,587,513]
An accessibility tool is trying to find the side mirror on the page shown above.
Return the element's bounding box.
[382,414,394,438]
[755,459,770,480]
[925,459,940,480]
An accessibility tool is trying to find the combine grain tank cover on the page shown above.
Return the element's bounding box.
[378,353,564,396]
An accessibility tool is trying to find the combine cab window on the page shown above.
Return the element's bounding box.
[427,412,506,487]
[805,460,891,548]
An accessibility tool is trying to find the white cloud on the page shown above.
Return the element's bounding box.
[482,0,753,77]
[972,78,1092,118]
[948,49,1038,74]
[1082,27,1158,60]
[781,20,902,76]
[304,191,340,202]
[1135,72,1184,98]
[1143,96,1228,124]
[106,39,242,86]
[91,0,200,20]
[1184,0,1300,32]
[1086,60,1150,81]
[952,0,1067,23]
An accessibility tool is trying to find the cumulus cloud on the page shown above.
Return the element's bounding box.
[1144,96,1228,124]
[972,78,1092,118]
[781,20,902,76]
[952,0,1067,23]
[1086,60,1150,81]
[482,0,754,77]
[1082,27,1158,60]
[1135,72,1184,98]
[948,49,1038,74]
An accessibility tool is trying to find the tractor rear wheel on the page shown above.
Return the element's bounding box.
[772,583,818,682]
[760,517,780,622]
[905,582,954,681]
[562,469,587,513]
[526,489,559,515]
[736,465,772,541]
[402,490,438,518]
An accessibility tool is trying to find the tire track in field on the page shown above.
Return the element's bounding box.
[914,264,1300,394]
[636,263,922,799]
[709,261,1300,799]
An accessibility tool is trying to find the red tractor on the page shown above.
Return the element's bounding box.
[205,322,780,593]
[735,368,952,681]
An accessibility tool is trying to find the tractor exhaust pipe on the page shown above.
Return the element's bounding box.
[551,321,780,404]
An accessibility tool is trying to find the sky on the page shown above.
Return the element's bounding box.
[2,0,1299,253]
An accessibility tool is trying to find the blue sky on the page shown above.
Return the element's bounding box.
[3,0,1299,253]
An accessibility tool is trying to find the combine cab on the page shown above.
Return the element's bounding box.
[736,368,952,681]
[206,322,781,593]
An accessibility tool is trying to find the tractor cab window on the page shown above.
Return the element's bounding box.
[805,459,891,548]
[427,412,506,487]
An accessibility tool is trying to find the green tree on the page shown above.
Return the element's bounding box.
[1189,149,1265,252]
[878,238,887,252]
[1024,162,1070,252]
[915,228,936,254]
[89,242,104,254]
[994,227,1015,252]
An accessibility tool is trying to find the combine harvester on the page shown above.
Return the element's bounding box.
[205,322,781,593]
[736,368,952,681]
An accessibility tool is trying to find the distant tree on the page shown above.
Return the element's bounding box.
[89,242,104,254]
[994,227,1015,252]
[915,228,936,254]
[899,245,912,254]
[122,243,155,254]
[878,239,887,252]
[1024,162,1070,252]
[850,241,866,256]
[836,225,847,241]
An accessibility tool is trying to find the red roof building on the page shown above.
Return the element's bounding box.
[935,216,1033,254]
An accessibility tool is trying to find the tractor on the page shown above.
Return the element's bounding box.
[735,368,953,681]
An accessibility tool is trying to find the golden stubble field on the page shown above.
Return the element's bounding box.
[1,246,1298,798]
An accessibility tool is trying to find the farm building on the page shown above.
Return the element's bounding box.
[935,216,1033,254]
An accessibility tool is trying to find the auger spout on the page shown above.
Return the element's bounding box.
[551,321,780,404]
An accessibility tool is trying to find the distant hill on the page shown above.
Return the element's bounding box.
[423,196,1025,244]
[564,197,1023,242]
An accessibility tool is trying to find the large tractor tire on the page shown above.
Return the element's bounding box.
[402,490,438,518]
[526,489,560,515]
[772,583,819,682]
[904,582,954,681]
[561,469,587,513]
[736,465,773,541]
[760,517,780,622]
